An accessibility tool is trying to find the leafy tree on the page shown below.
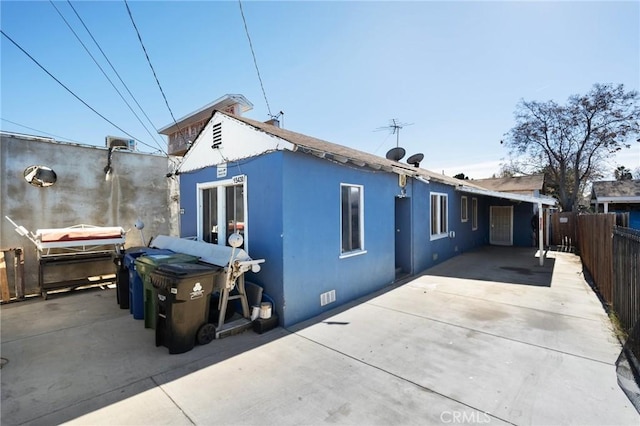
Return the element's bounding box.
[503,83,640,211]
[453,173,469,180]
[614,165,633,180]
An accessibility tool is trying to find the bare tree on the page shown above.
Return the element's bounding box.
[503,83,640,211]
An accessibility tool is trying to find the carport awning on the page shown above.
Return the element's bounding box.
[456,184,557,207]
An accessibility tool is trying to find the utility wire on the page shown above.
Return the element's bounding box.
[66,0,166,155]
[124,0,186,142]
[238,0,273,118]
[0,29,155,150]
[1,118,84,144]
[49,0,166,155]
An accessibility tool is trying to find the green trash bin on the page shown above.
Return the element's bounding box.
[135,253,199,329]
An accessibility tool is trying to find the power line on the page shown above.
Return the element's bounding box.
[48,0,166,155]
[238,0,273,118]
[1,118,84,144]
[66,0,166,155]
[123,0,186,142]
[0,29,158,151]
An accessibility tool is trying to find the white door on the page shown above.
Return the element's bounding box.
[490,206,513,246]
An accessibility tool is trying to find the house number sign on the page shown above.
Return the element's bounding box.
[232,175,245,184]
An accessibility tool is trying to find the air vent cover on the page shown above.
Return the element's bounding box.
[212,122,222,148]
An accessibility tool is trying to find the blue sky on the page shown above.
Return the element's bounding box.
[1,1,638,179]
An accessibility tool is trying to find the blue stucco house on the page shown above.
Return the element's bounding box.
[175,109,555,327]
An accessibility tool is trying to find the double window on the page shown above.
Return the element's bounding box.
[341,184,364,256]
[198,176,246,249]
[430,192,448,240]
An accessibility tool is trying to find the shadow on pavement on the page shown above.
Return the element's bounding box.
[423,246,555,287]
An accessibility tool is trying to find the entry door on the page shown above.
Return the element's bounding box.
[198,177,247,249]
[395,197,412,275]
[490,206,513,246]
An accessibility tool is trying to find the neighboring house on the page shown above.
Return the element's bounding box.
[591,180,640,229]
[474,174,546,211]
[158,94,253,156]
[171,105,555,327]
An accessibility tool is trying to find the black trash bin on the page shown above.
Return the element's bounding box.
[113,254,129,309]
[151,262,222,354]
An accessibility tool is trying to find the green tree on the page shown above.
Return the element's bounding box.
[614,165,633,180]
[503,83,640,211]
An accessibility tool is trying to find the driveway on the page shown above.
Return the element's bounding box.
[1,247,637,425]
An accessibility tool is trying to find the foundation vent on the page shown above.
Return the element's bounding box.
[320,290,336,306]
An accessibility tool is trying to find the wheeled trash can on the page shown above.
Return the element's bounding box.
[151,262,222,354]
[135,253,199,329]
[123,247,173,319]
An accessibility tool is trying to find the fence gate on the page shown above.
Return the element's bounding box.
[551,212,578,250]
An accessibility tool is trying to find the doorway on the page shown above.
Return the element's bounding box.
[490,206,513,246]
[395,197,412,277]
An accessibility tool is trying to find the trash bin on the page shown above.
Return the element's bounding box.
[135,253,199,329]
[113,254,128,309]
[124,247,174,319]
[151,262,222,354]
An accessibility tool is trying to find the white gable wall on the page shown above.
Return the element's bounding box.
[178,113,295,173]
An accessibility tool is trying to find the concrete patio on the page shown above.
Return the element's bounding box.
[1,247,637,425]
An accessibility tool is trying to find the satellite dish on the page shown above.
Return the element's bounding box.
[407,153,424,168]
[386,147,406,162]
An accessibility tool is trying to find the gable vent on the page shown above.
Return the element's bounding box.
[212,122,222,148]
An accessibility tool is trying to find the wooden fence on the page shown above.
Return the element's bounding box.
[0,248,25,303]
[613,227,640,333]
[577,214,616,303]
[551,212,577,249]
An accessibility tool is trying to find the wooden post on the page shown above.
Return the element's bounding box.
[15,248,25,299]
[0,251,10,303]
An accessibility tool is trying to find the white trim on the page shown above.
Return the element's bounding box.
[196,175,249,251]
[340,183,365,255]
[430,192,449,240]
[593,196,640,203]
[339,250,368,259]
[461,195,468,222]
[457,184,556,206]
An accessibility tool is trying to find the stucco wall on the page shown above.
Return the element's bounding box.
[178,152,285,320]
[0,134,178,296]
[281,151,398,326]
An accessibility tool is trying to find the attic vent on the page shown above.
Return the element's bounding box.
[212,122,222,148]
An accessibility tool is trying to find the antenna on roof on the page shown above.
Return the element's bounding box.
[375,118,413,148]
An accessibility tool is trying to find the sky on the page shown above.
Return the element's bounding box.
[1,0,639,179]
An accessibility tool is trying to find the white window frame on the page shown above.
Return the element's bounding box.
[461,196,468,222]
[472,197,478,231]
[430,192,449,240]
[196,175,248,250]
[340,183,366,258]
